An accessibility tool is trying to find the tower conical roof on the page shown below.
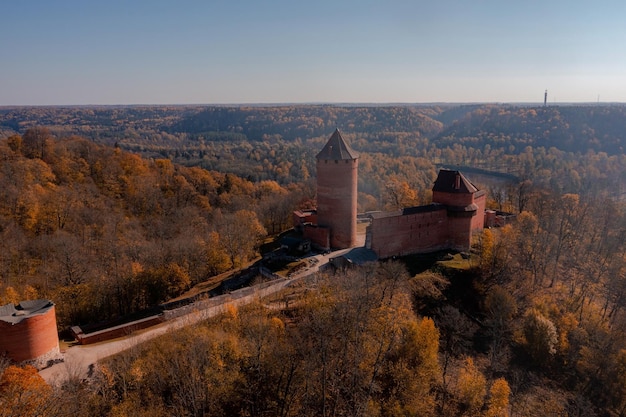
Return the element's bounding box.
[316,129,359,160]
[432,169,478,194]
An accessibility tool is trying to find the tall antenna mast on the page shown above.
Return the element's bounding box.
[544,89,547,106]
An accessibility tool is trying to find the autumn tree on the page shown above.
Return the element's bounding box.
[99,325,244,416]
[6,135,22,153]
[513,179,533,213]
[479,225,514,283]
[133,263,191,308]
[22,285,38,300]
[485,378,511,417]
[522,309,558,366]
[434,305,474,413]
[216,210,266,268]
[484,286,517,371]
[237,304,292,416]
[0,365,52,417]
[513,211,550,286]
[205,230,231,276]
[383,177,419,210]
[457,357,487,415]
[253,180,303,236]
[376,316,441,417]
[21,127,52,160]
[480,228,495,271]
[546,193,585,287]
[2,286,20,305]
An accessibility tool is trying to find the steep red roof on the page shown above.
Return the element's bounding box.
[316,129,359,160]
[432,169,478,194]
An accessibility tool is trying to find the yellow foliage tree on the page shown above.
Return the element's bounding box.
[22,285,39,301]
[376,315,441,417]
[205,231,230,276]
[3,286,20,305]
[0,365,52,417]
[6,135,22,153]
[485,378,511,417]
[458,357,487,414]
[163,263,191,297]
[216,210,266,268]
[480,228,495,271]
[383,177,419,210]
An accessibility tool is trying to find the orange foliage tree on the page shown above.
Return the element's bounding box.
[0,365,52,417]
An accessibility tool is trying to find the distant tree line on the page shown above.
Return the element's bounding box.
[4,104,626,199]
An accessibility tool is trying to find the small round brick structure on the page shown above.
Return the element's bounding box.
[0,300,60,368]
[316,129,359,249]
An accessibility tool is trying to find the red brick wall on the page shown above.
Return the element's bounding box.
[303,224,330,250]
[292,211,317,228]
[369,208,451,259]
[316,158,358,249]
[369,198,484,258]
[471,191,486,231]
[0,306,59,363]
[77,316,165,345]
[445,215,474,251]
[432,190,475,207]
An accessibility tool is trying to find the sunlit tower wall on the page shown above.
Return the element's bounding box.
[0,300,60,368]
[432,170,485,251]
[316,129,359,249]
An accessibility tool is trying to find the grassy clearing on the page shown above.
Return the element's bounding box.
[436,253,474,271]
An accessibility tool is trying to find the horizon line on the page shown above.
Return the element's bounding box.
[2,101,625,108]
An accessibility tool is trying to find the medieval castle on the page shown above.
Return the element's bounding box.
[295,129,487,258]
[1,130,490,365]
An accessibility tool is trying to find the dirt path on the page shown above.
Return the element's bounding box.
[39,248,352,385]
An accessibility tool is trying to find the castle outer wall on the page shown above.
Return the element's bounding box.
[368,205,449,258]
[368,170,486,259]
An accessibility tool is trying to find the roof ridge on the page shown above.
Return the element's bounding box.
[432,169,478,194]
[316,129,359,160]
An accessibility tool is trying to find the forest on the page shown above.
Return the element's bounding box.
[3,104,626,196]
[0,129,310,327]
[2,104,626,415]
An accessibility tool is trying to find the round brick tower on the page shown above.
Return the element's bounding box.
[316,129,359,249]
[0,300,60,368]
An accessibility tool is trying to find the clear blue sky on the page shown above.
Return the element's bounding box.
[2,0,625,105]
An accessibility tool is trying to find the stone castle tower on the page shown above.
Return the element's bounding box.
[316,129,359,249]
[431,170,486,250]
[294,130,487,257]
